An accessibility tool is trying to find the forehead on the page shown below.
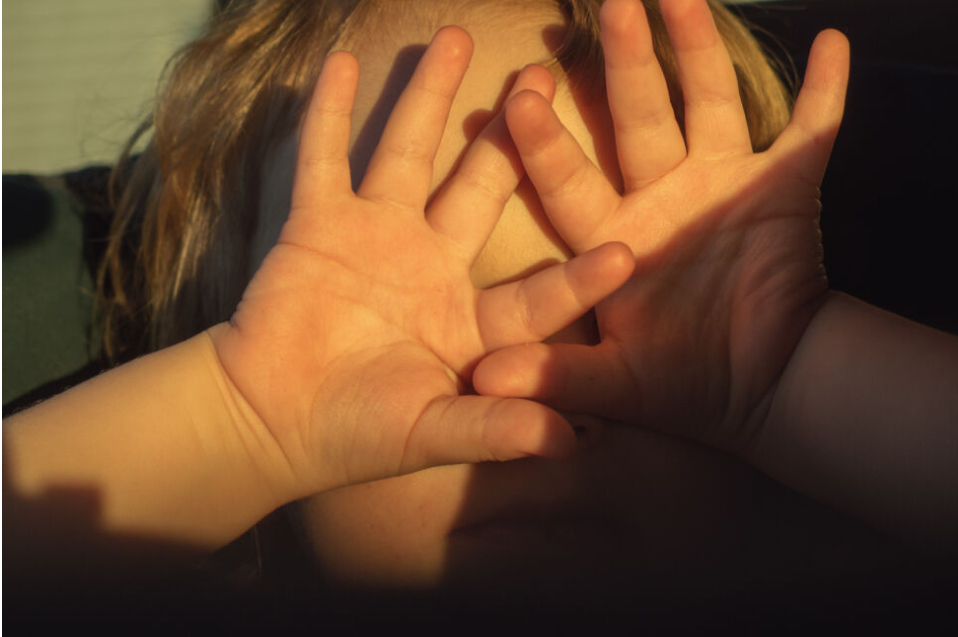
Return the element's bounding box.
[340,6,617,287]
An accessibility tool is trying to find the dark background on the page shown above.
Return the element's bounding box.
[738,0,958,334]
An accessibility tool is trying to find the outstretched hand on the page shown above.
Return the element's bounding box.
[474,0,850,454]
[210,27,634,497]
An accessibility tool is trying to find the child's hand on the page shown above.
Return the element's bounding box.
[210,27,634,497]
[474,0,850,454]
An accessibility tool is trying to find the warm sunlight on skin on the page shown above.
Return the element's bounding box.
[344,4,585,290]
[256,6,759,588]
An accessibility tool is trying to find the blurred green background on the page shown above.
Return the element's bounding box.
[1,0,787,175]
[3,0,214,174]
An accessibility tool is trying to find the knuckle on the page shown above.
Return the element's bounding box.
[409,81,456,102]
[301,155,337,171]
[514,283,544,339]
[382,140,434,168]
[312,101,352,118]
[616,108,676,136]
[543,160,591,200]
[688,90,740,110]
[455,167,509,204]
[481,400,511,462]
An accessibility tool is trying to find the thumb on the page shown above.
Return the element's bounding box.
[400,395,578,472]
[473,342,639,424]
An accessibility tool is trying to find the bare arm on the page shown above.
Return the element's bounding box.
[2,329,288,575]
[2,30,632,580]
[751,291,958,549]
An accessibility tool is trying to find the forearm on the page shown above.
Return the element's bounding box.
[3,326,294,574]
[750,291,958,550]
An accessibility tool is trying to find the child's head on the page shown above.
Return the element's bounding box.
[102,0,793,593]
[101,0,790,359]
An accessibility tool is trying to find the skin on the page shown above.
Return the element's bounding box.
[474,0,844,454]
[264,2,785,590]
[3,9,637,582]
[478,0,958,553]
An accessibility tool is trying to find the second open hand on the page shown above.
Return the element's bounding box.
[474,0,850,455]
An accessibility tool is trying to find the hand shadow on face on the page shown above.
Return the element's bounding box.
[348,44,427,194]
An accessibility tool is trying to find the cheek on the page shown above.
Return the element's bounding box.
[469,178,573,289]
[293,464,472,586]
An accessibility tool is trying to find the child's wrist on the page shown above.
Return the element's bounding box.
[734,291,837,465]
[741,290,839,467]
[201,324,306,509]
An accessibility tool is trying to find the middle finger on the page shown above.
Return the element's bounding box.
[358,26,474,210]
[601,0,687,190]
[660,0,752,156]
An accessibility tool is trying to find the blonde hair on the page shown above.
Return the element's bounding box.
[98,0,792,362]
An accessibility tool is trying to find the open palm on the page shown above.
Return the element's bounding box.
[475,0,850,454]
[211,27,633,496]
